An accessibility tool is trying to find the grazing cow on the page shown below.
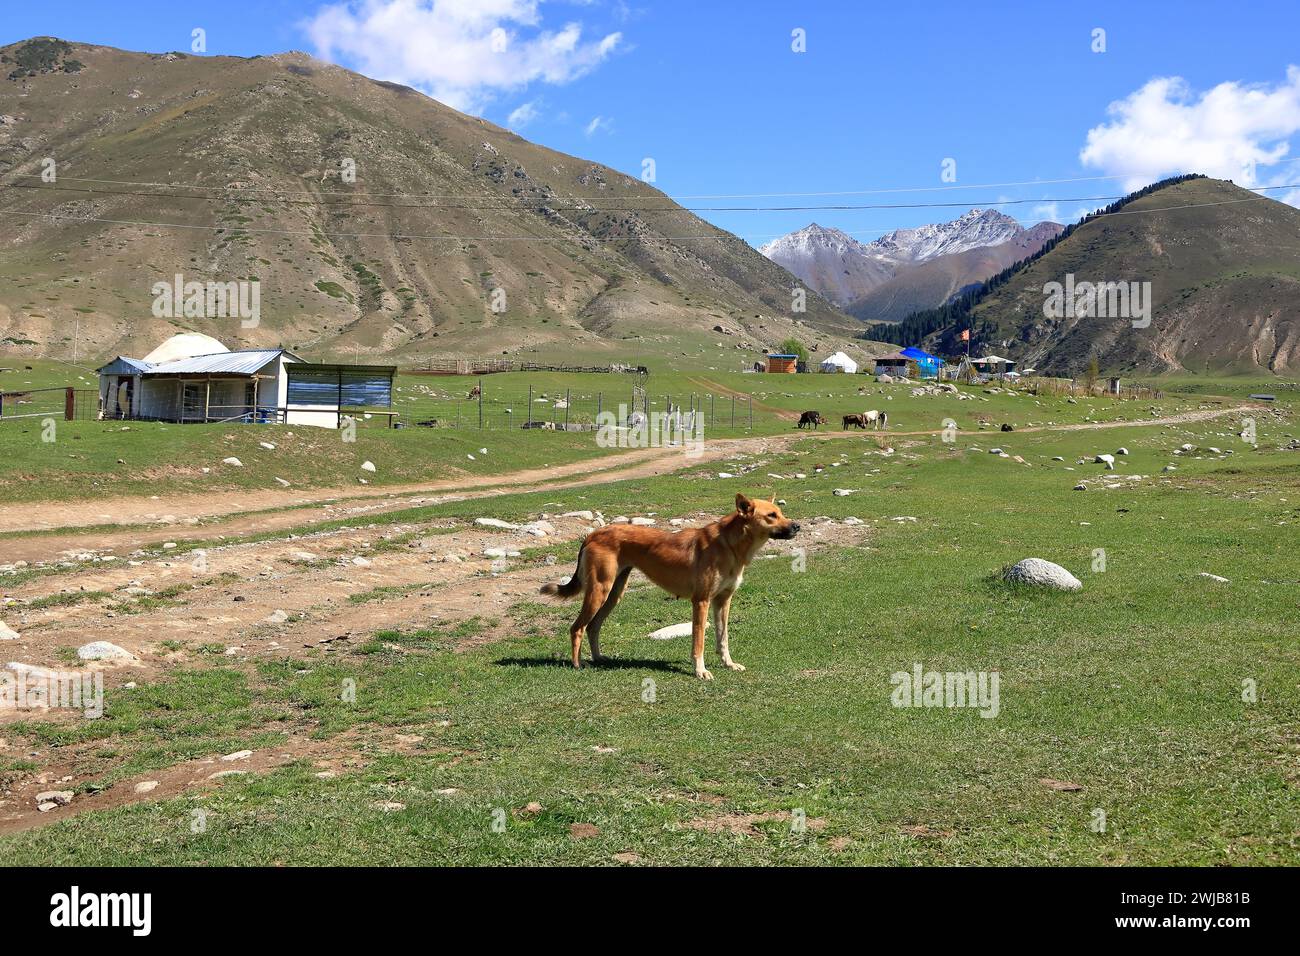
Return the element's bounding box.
[842,413,866,430]
[863,409,888,431]
[797,410,826,429]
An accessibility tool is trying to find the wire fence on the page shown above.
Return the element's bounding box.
[0,387,97,422]
[394,381,754,431]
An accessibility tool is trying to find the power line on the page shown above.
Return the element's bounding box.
[0,179,1138,211]
[9,158,1300,201]
[0,171,1130,202]
[1,189,1293,244]
[3,176,1296,215]
[0,207,736,242]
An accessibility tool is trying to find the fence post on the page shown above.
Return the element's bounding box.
[731,395,735,426]
[65,387,75,421]
[710,393,714,426]
[597,391,602,420]
[749,398,753,430]
[478,378,483,429]
[528,385,533,427]
[565,389,570,430]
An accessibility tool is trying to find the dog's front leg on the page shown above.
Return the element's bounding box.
[691,599,712,680]
[713,593,744,671]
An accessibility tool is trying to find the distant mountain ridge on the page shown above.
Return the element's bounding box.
[0,37,878,365]
[759,210,1062,321]
[872,175,1300,375]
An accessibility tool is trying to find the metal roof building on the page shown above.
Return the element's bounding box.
[96,335,396,429]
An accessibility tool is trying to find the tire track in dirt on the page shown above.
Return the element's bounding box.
[0,401,1257,568]
[0,512,865,834]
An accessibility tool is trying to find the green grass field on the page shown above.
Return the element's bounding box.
[0,359,1216,504]
[2,378,1295,865]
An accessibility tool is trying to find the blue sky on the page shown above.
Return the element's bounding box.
[6,0,1300,246]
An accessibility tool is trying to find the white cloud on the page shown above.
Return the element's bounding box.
[304,0,623,113]
[507,99,541,128]
[583,114,611,136]
[1031,202,1060,224]
[1080,67,1300,204]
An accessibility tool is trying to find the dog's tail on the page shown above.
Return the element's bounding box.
[539,542,586,599]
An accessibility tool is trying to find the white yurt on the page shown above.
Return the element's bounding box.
[819,351,858,374]
[141,331,229,364]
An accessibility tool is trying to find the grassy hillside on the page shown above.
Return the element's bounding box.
[0,37,871,366]
[1,389,1294,864]
[965,178,1300,375]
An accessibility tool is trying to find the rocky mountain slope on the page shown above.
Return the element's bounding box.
[923,178,1300,375]
[845,222,1063,324]
[0,37,871,365]
[759,210,1061,321]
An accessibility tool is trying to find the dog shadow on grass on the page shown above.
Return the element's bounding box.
[494,655,687,674]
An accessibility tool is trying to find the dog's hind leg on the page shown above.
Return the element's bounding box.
[571,550,622,667]
[712,592,744,671]
[587,566,631,664]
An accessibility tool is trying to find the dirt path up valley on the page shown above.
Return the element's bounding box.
[0,400,1258,567]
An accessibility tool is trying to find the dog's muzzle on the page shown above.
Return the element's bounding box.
[774,522,800,540]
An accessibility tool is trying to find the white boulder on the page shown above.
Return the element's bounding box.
[648,623,693,640]
[76,641,138,662]
[1002,558,1083,591]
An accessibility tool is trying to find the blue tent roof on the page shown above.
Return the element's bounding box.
[900,347,943,363]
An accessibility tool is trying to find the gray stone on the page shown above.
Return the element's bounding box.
[1003,558,1083,591]
[76,641,137,662]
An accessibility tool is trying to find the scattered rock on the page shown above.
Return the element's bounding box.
[133,780,159,794]
[649,623,692,640]
[36,790,74,809]
[1002,558,1082,592]
[222,457,243,467]
[76,641,137,662]
[0,620,19,641]
[475,518,519,530]
[221,750,253,762]
[1197,572,1229,584]
[264,609,289,625]
[361,461,376,473]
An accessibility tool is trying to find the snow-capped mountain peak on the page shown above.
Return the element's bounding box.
[866,208,1023,263]
[758,222,868,261]
[758,208,1062,312]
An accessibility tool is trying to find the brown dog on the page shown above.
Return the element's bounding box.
[540,495,800,679]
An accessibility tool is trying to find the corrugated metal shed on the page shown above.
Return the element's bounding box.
[143,349,290,376]
[97,356,153,375]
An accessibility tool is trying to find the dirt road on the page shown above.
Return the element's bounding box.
[0,402,1256,566]
[0,398,1258,835]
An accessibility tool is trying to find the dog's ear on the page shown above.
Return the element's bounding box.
[735,493,754,515]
